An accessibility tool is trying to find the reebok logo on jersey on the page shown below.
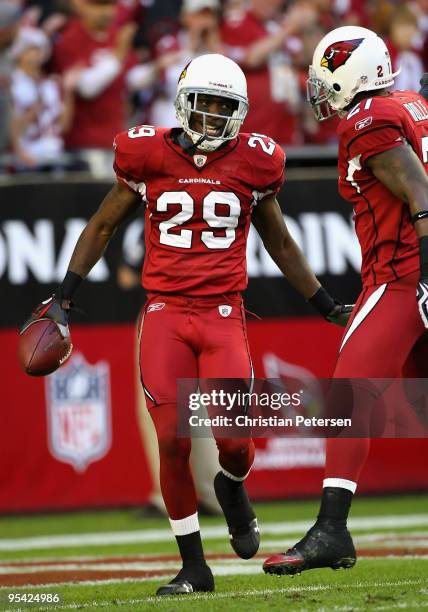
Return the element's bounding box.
[219,305,232,317]
[321,38,364,73]
[355,116,373,131]
[147,303,165,313]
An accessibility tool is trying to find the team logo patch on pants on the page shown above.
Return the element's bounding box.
[147,303,165,313]
[219,305,232,317]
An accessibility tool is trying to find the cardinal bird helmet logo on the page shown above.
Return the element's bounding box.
[321,38,364,73]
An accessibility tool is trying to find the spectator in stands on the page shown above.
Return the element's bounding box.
[50,0,144,177]
[21,1,71,44]
[10,26,74,170]
[406,0,428,70]
[130,0,222,128]
[0,1,22,157]
[387,5,424,92]
[294,22,339,144]
[221,0,317,145]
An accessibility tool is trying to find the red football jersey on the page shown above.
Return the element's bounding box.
[114,127,285,295]
[338,90,428,286]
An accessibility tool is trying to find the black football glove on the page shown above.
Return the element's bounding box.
[20,295,72,339]
[309,287,354,327]
[325,302,354,327]
[417,279,428,328]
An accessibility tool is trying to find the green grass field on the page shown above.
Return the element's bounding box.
[0,495,427,611]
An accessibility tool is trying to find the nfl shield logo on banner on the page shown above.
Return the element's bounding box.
[45,353,112,472]
[219,305,232,317]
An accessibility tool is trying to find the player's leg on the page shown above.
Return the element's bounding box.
[197,296,258,559]
[139,297,214,594]
[134,311,166,516]
[264,273,425,575]
[190,436,222,515]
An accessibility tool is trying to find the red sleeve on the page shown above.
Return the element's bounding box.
[113,129,149,193]
[251,140,286,196]
[341,99,406,166]
[267,143,286,194]
[347,122,404,166]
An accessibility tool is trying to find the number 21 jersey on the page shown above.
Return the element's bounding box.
[338,91,428,287]
[114,126,285,295]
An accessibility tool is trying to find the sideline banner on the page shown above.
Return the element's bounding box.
[0,175,361,327]
[1,321,428,512]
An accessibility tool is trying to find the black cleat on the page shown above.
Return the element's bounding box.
[263,522,356,576]
[156,564,214,596]
[214,472,260,559]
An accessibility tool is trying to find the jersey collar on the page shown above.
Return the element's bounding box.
[164,128,239,171]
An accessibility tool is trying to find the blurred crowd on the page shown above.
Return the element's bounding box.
[1,0,428,175]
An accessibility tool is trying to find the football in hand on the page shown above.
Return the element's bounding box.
[18,319,73,376]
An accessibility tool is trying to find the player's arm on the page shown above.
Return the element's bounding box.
[66,181,141,281]
[366,144,428,326]
[21,181,141,332]
[252,194,353,325]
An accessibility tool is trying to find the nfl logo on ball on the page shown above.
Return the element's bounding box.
[45,353,112,472]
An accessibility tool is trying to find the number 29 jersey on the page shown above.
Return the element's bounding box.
[113,126,285,295]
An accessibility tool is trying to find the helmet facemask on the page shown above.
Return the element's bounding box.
[175,89,248,152]
[306,66,337,121]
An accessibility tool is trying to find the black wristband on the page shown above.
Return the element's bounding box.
[419,236,428,279]
[412,211,428,224]
[58,271,83,300]
[308,286,335,318]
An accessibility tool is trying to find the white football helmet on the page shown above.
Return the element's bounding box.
[307,26,400,120]
[175,53,249,152]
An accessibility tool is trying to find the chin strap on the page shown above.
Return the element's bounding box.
[183,133,208,155]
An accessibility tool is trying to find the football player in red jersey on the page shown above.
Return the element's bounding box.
[22,53,350,595]
[264,26,428,577]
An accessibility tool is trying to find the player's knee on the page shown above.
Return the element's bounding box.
[216,437,254,458]
[158,430,191,460]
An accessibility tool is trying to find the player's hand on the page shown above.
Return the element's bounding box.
[309,287,353,327]
[325,302,354,327]
[20,296,72,338]
[417,280,428,328]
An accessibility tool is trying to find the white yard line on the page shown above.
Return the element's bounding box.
[1,515,427,551]
[0,557,427,588]
[2,578,427,612]
[0,559,259,574]
[0,554,427,576]
[2,530,428,565]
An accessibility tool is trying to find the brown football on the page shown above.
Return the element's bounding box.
[17,319,73,376]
